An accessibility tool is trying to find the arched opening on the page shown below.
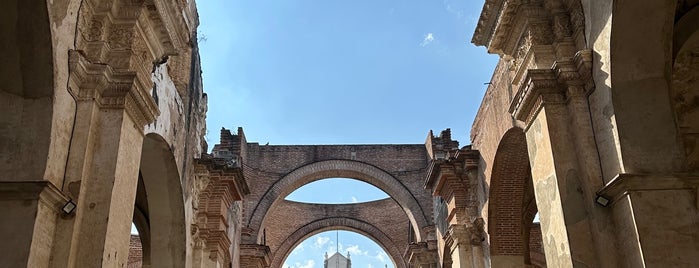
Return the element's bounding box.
[131,133,186,267]
[279,226,399,268]
[608,0,684,173]
[671,3,699,171]
[252,160,428,244]
[285,177,390,204]
[0,0,55,181]
[487,128,544,267]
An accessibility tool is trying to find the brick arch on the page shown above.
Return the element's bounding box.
[270,217,406,268]
[249,159,428,242]
[487,128,531,259]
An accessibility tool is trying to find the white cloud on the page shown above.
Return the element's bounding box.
[291,243,305,255]
[350,196,358,203]
[375,251,389,263]
[420,33,435,47]
[346,244,368,256]
[288,259,315,268]
[314,236,331,249]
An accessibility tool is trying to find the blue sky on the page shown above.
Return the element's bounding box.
[195,0,498,267]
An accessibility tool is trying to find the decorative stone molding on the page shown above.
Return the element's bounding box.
[73,0,198,126]
[508,49,593,126]
[192,154,250,265]
[596,173,699,207]
[426,148,480,226]
[68,50,159,128]
[472,0,588,93]
[405,242,439,268]
[0,181,70,213]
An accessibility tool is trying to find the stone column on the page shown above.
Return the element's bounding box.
[509,52,606,267]
[54,51,159,268]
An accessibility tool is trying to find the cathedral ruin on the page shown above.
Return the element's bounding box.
[1,0,698,267]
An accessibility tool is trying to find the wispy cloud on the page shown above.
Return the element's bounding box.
[314,236,330,249]
[346,244,368,256]
[420,33,435,47]
[375,251,389,263]
[351,196,358,203]
[287,259,315,268]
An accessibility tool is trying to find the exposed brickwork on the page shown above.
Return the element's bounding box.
[216,130,434,246]
[487,128,531,256]
[127,235,142,268]
[528,224,545,266]
[266,199,410,268]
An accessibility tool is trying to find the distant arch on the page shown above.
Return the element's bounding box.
[271,217,405,268]
[136,133,186,267]
[249,160,428,243]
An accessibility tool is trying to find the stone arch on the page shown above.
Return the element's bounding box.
[0,0,55,181]
[671,3,699,171]
[271,217,405,268]
[249,159,428,243]
[607,0,685,173]
[137,133,186,267]
[487,127,535,267]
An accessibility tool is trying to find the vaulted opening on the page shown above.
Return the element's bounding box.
[285,178,390,204]
[283,230,395,268]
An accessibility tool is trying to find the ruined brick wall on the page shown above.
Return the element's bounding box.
[265,199,410,267]
[236,141,434,245]
[127,235,143,268]
[528,224,545,266]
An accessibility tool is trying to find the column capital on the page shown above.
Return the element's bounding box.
[68,50,159,129]
[239,244,271,268]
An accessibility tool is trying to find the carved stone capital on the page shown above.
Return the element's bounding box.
[509,69,564,126]
[405,242,438,267]
[68,50,159,128]
[239,244,271,268]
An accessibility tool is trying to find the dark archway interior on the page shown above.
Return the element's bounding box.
[134,133,187,268]
[0,0,55,180]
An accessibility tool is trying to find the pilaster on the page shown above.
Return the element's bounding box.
[426,147,486,268]
[192,154,249,267]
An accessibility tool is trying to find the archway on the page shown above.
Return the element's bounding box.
[134,133,186,267]
[487,128,541,267]
[250,159,429,243]
[608,0,685,173]
[671,3,699,171]
[0,0,55,181]
[273,217,404,268]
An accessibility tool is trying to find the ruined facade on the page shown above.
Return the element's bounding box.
[1,0,699,267]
